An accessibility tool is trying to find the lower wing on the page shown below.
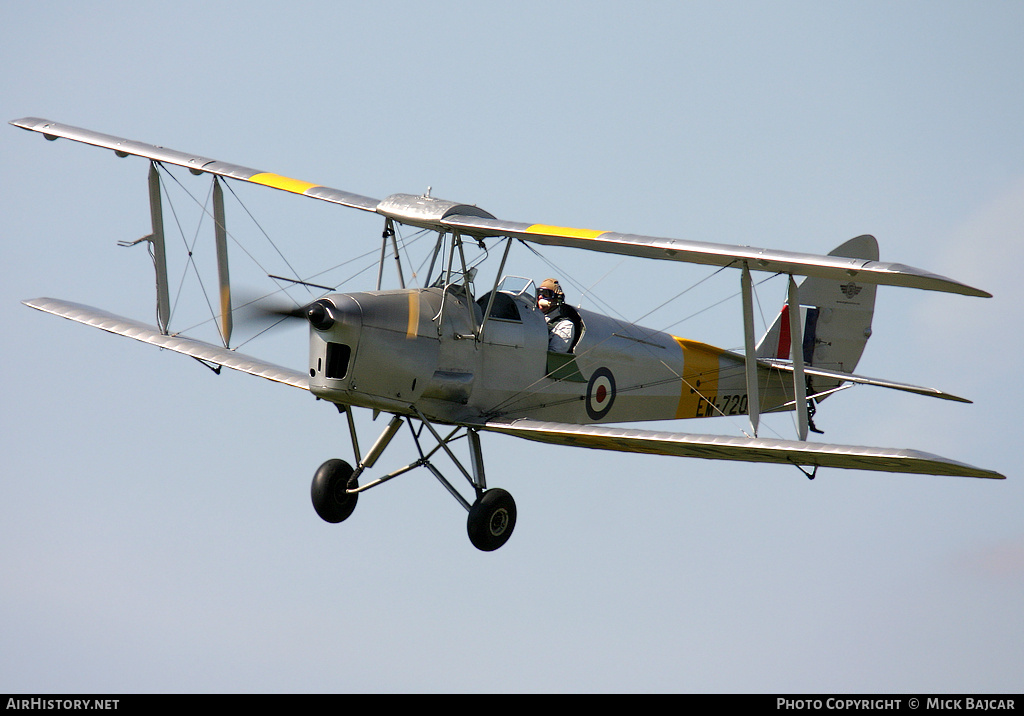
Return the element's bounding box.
[481,418,1004,479]
[23,297,309,390]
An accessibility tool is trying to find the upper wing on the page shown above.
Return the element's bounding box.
[481,419,1004,479]
[441,215,990,298]
[24,297,309,390]
[12,117,990,298]
[10,117,380,212]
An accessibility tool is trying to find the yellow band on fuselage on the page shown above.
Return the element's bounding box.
[673,337,723,419]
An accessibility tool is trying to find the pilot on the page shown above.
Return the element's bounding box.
[537,278,575,353]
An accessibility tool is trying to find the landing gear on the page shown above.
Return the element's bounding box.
[312,407,518,551]
[467,488,517,552]
[311,458,359,523]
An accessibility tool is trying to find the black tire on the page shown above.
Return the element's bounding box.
[467,488,517,551]
[311,459,358,523]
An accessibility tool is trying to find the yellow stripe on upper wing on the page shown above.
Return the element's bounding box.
[526,224,606,240]
[248,172,319,194]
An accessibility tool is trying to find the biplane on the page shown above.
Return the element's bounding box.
[12,117,1005,551]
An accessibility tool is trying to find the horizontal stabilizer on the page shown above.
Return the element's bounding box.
[23,297,309,390]
[757,358,972,403]
[481,419,1004,479]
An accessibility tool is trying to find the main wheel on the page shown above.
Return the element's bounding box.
[467,488,517,551]
[311,459,359,523]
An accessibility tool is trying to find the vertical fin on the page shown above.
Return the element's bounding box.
[775,304,791,359]
[756,235,879,404]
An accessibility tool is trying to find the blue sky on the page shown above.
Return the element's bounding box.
[2,0,1022,693]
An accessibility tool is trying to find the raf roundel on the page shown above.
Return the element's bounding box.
[586,367,616,421]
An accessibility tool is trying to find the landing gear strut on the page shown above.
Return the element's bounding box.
[310,407,517,551]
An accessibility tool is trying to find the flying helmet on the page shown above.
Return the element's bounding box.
[537,278,565,312]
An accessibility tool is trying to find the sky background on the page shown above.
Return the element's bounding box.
[2,0,1022,693]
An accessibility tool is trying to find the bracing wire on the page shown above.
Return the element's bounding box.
[157,167,219,331]
[160,165,438,347]
[221,179,314,297]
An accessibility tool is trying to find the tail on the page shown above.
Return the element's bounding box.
[756,235,878,399]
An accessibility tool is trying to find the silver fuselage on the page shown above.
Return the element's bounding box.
[307,286,799,426]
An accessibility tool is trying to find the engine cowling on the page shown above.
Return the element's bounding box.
[307,289,445,412]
